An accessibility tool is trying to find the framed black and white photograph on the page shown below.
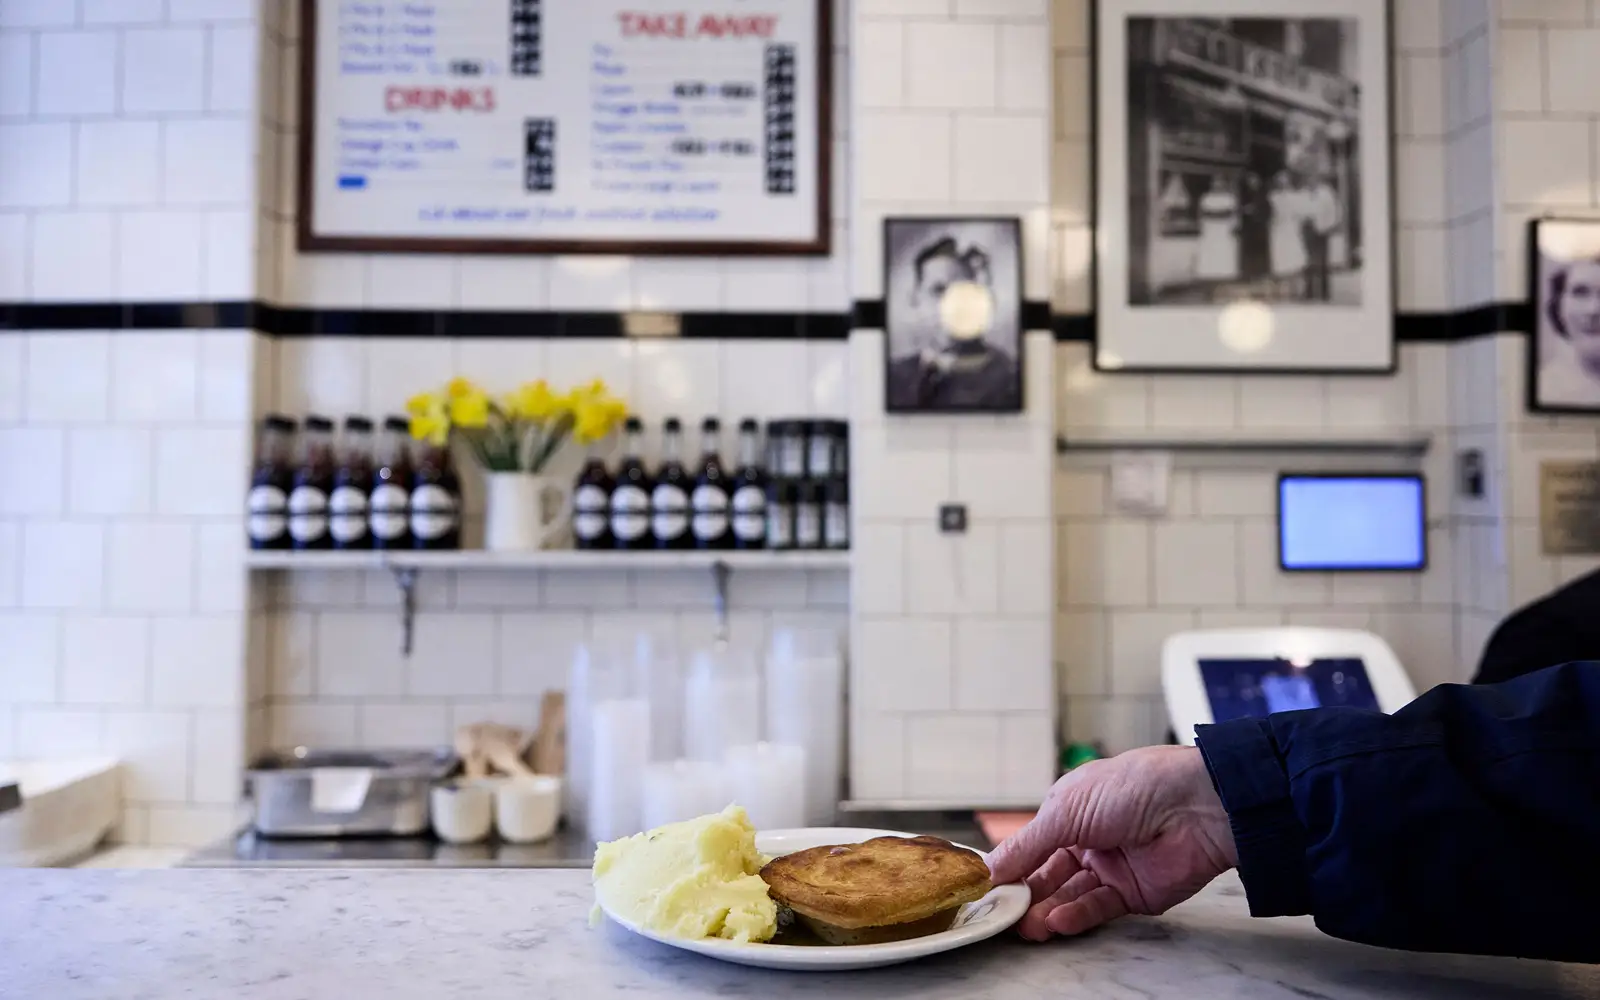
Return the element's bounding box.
[883,216,1024,413]
[1529,217,1600,414]
[1093,0,1394,372]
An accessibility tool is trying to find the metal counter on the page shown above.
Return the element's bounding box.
[180,812,992,869]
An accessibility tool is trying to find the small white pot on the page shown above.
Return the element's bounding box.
[494,776,562,844]
[430,782,493,845]
[483,473,571,552]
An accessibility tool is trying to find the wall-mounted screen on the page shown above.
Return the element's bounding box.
[299,0,832,255]
[1277,474,1426,572]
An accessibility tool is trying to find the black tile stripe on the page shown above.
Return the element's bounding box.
[0,299,1538,342]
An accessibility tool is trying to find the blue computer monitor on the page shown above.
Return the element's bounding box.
[1277,474,1426,572]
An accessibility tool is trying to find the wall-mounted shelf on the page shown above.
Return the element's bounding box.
[247,549,850,656]
[1057,433,1432,456]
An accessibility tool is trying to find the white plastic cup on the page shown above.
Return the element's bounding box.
[495,776,562,844]
[430,782,492,845]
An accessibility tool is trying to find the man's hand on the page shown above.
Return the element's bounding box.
[986,746,1239,941]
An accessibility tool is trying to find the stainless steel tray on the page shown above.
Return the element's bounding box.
[246,747,458,838]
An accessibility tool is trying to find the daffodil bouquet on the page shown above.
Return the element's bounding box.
[407,377,628,474]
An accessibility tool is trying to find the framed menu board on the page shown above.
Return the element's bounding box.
[297,0,832,255]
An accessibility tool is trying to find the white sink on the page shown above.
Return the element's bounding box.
[0,757,121,867]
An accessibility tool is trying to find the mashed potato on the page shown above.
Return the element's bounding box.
[591,805,778,943]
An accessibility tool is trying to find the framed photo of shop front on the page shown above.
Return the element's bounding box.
[1091,0,1394,373]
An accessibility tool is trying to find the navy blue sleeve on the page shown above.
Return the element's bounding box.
[1194,661,1600,964]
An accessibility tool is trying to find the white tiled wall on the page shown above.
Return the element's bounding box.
[849,0,1058,806]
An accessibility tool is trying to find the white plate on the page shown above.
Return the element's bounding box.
[599,826,1030,971]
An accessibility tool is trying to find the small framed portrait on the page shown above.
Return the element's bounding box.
[1529,217,1600,414]
[882,216,1024,413]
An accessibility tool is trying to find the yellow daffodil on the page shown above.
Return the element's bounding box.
[406,391,443,417]
[448,387,491,428]
[446,376,479,399]
[508,379,560,422]
[409,414,449,446]
[404,375,628,472]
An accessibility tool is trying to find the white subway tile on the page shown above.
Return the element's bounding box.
[1108,609,1195,697]
[358,702,452,749]
[367,255,457,309]
[1373,608,1461,691]
[16,708,104,757]
[1394,0,1441,49]
[163,118,254,205]
[0,707,11,757]
[117,212,205,301]
[409,612,497,697]
[107,522,196,613]
[1325,373,1413,430]
[541,340,637,414]
[0,427,65,515]
[122,27,208,113]
[906,22,997,109]
[1149,376,1235,430]
[852,520,904,615]
[499,612,586,698]
[448,699,544,732]
[208,23,258,111]
[1287,608,1373,631]
[151,615,244,707]
[851,420,953,519]
[1056,609,1106,696]
[155,427,248,516]
[1494,30,1542,114]
[275,337,369,415]
[198,330,254,421]
[956,0,1047,16]
[1152,522,1239,607]
[280,253,368,308]
[31,214,116,300]
[1502,0,1587,23]
[0,32,33,117]
[68,427,153,516]
[0,213,24,299]
[190,710,244,803]
[1395,139,1449,224]
[450,341,546,397]
[145,805,241,848]
[82,0,165,23]
[36,31,118,115]
[998,23,1049,113]
[806,242,852,311]
[1499,120,1592,208]
[22,522,104,610]
[314,613,403,697]
[77,121,162,206]
[999,520,1052,615]
[204,209,255,298]
[724,569,811,611]
[807,341,850,417]
[631,568,718,611]
[1058,351,1150,430]
[267,612,316,698]
[270,702,357,747]
[721,261,811,311]
[954,618,1051,711]
[718,342,811,420]
[951,424,1053,519]
[805,571,850,610]
[456,257,550,309]
[999,711,1055,800]
[1195,471,1273,518]
[954,115,1049,204]
[1545,28,1600,113]
[0,613,61,702]
[860,0,950,13]
[195,522,248,613]
[1397,227,1448,313]
[1059,519,1149,607]
[855,20,904,107]
[0,1,74,29]
[1331,571,1422,608]
[858,111,952,202]
[0,520,18,607]
[906,713,1000,800]
[631,341,722,422]
[1065,695,1164,754]
[547,257,633,310]
[632,259,725,310]
[103,709,192,803]
[905,520,999,616]
[848,711,906,800]
[1239,520,1333,606]
[167,0,256,20]
[855,618,952,712]
[1237,378,1326,430]
[365,336,454,415]
[1053,467,1105,517]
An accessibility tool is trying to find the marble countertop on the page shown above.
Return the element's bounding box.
[2,868,1595,999]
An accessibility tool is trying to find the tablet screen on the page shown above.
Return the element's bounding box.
[1198,657,1379,722]
[1278,475,1425,571]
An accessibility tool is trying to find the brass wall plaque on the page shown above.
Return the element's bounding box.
[1540,461,1600,554]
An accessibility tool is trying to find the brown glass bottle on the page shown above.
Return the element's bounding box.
[369,416,413,550]
[651,417,692,550]
[288,415,335,550]
[691,417,732,550]
[729,418,768,550]
[410,441,461,550]
[572,440,614,550]
[609,418,652,550]
[329,416,374,550]
[247,415,296,550]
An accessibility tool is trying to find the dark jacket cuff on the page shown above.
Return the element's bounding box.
[1194,718,1312,918]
